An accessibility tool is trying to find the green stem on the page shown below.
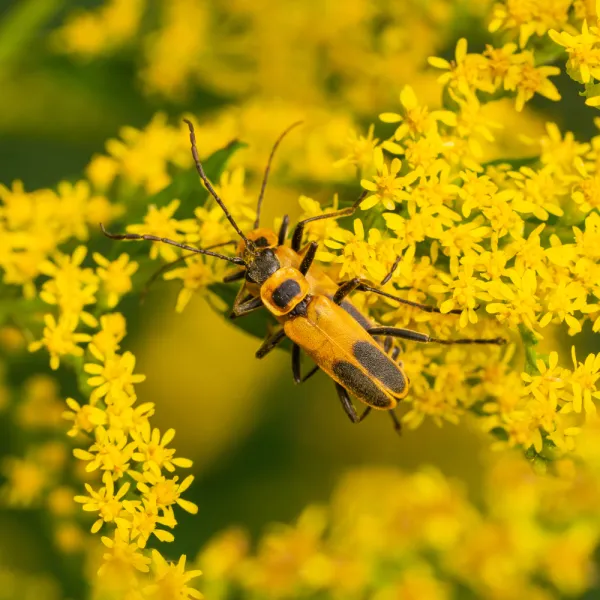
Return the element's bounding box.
[0,0,65,69]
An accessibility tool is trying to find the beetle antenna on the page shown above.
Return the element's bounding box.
[183,119,255,252]
[100,224,246,267]
[255,120,303,229]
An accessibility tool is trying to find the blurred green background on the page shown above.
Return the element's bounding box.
[0,0,598,597]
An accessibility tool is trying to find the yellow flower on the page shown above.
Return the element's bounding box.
[84,351,146,401]
[334,125,380,171]
[380,85,456,143]
[63,397,107,437]
[99,529,152,578]
[549,20,600,84]
[486,269,542,331]
[39,245,99,327]
[163,256,221,313]
[509,165,566,221]
[131,424,193,476]
[489,0,571,47]
[211,167,256,229]
[360,148,418,210]
[73,426,136,478]
[53,0,145,57]
[136,472,198,515]
[106,114,192,193]
[120,497,177,547]
[1,456,49,507]
[89,313,127,359]
[521,352,565,405]
[145,550,202,600]
[428,38,494,99]
[74,472,131,533]
[28,314,92,370]
[94,252,139,308]
[86,154,120,190]
[319,218,390,282]
[127,200,197,261]
[538,280,588,335]
[567,347,600,415]
[429,265,487,328]
[504,53,561,112]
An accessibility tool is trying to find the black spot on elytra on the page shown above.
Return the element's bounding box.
[272,279,302,308]
[352,341,406,395]
[332,361,392,408]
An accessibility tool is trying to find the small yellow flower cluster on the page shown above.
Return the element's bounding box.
[547,0,600,107]
[52,0,146,58]
[88,113,194,194]
[429,38,561,112]
[51,0,477,114]
[0,121,209,597]
[0,180,118,299]
[196,452,600,599]
[489,0,572,47]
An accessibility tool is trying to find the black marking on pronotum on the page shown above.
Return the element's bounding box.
[352,341,406,395]
[272,279,302,308]
[332,361,392,408]
[253,236,270,247]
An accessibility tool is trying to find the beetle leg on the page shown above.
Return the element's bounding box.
[291,344,320,384]
[291,190,367,251]
[388,410,402,434]
[256,329,287,358]
[231,295,264,319]
[334,277,463,315]
[299,241,318,276]
[334,383,372,424]
[367,326,507,346]
[277,214,290,245]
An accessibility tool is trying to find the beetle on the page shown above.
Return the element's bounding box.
[102,120,506,431]
[142,121,464,359]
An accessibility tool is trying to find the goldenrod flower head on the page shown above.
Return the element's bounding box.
[428,38,495,99]
[127,200,197,261]
[135,471,198,516]
[94,252,139,308]
[28,314,92,370]
[145,551,202,599]
[53,0,145,57]
[489,0,571,47]
[84,351,146,402]
[131,424,193,476]
[504,53,561,112]
[380,85,456,142]
[75,471,131,533]
[1,456,50,507]
[106,114,191,193]
[334,125,380,171]
[163,256,223,313]
[39,246,99,327]
[360,148,418,210]
[89,313,128,359]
